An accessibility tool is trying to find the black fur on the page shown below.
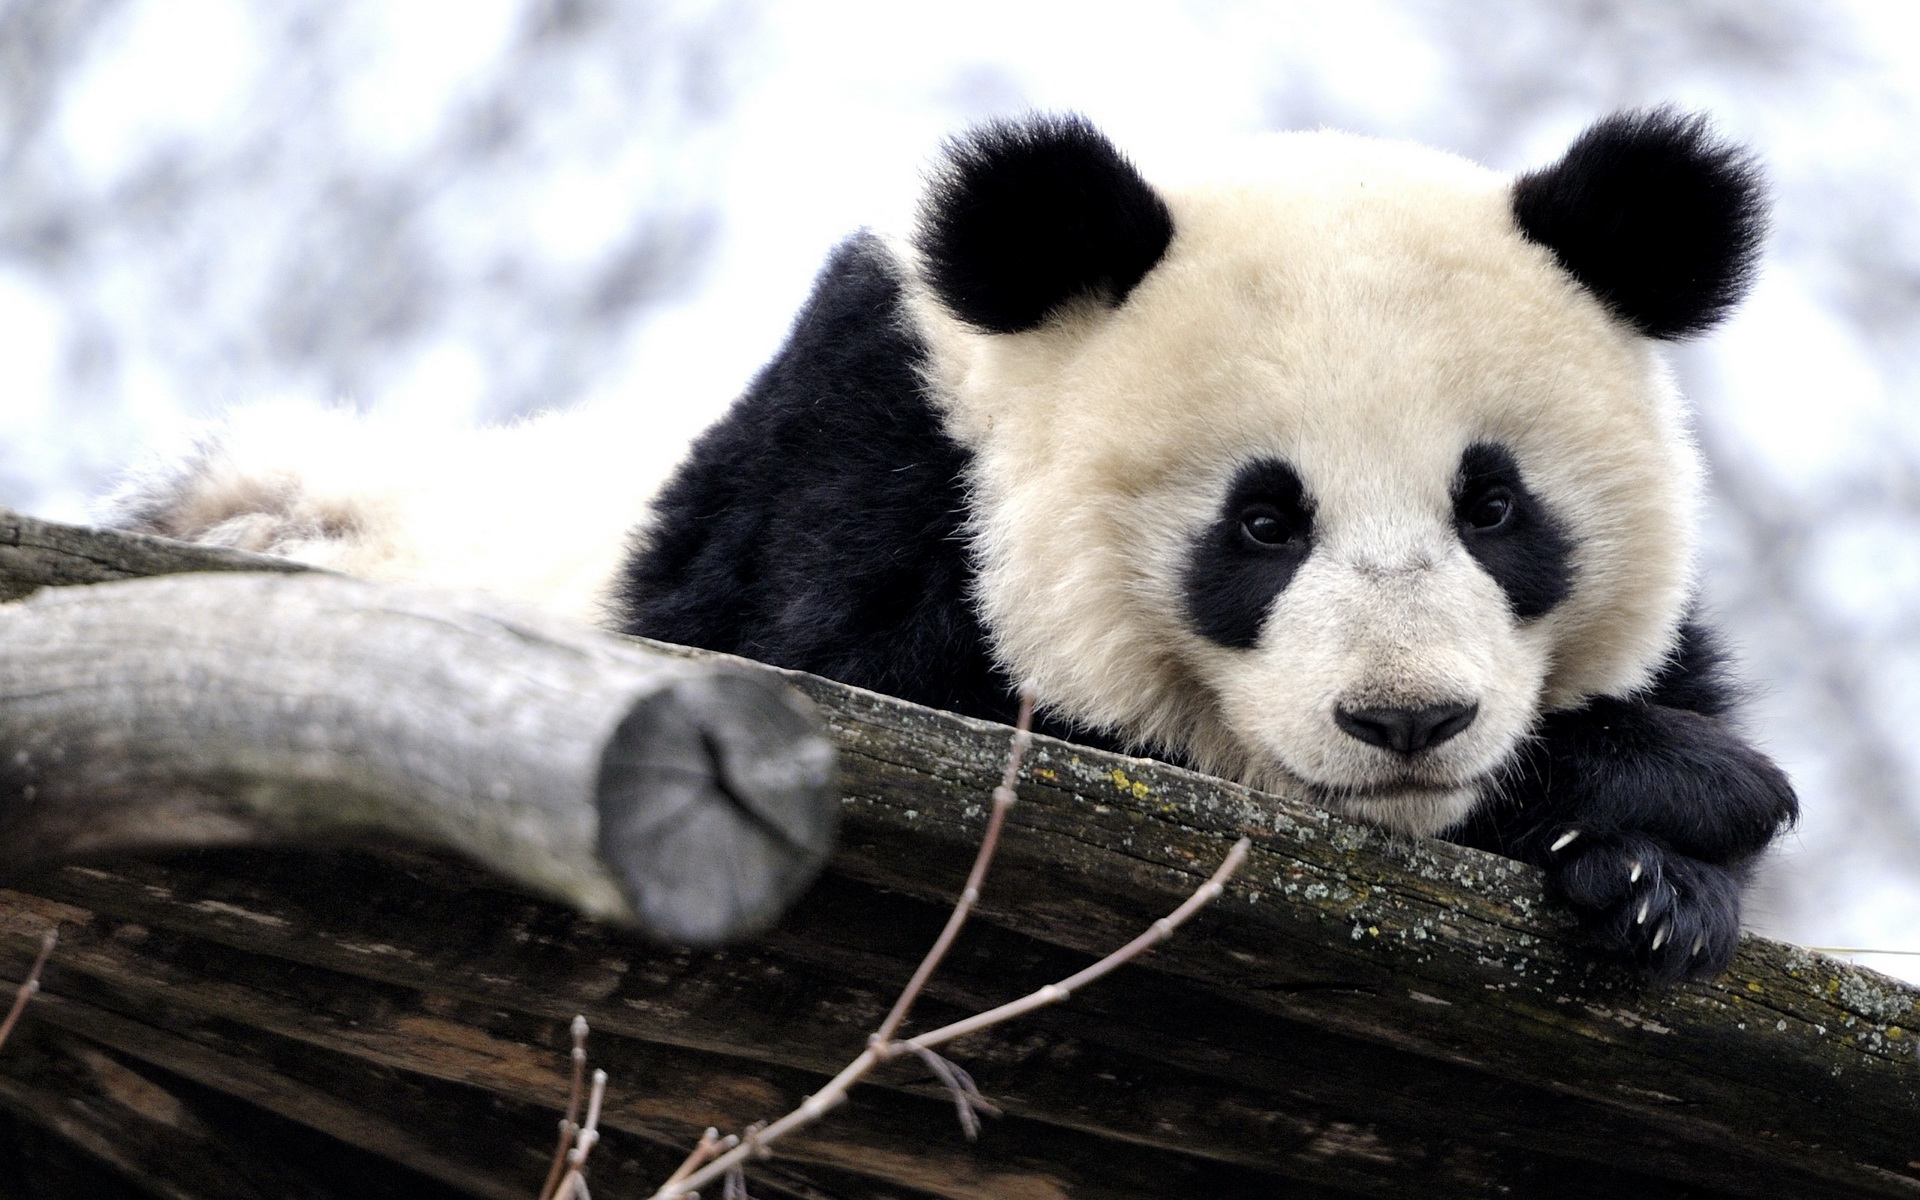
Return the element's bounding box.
[1641,618,1746,717]
[616,233,1117,750]
[1183,459,1315,649]
[1513,107,1766,340]
[1453,621,1798,983]
[616,234,1011,723]
[916,113,1175,334]
[1452,443,1574,620]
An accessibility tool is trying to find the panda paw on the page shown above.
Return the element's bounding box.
[1541,828,1743,984]
[101,401,382,555]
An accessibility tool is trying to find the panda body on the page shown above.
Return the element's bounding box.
[111,111,1797,981]
[619,112,1795,981]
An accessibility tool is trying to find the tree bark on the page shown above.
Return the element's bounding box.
[1,508,1916,1199]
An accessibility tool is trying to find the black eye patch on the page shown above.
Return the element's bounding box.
[1453,443,1574,620]
[1183,459,1315,649]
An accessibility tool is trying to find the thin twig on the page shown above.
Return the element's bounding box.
[553,1068,607,1200]
[0,929,58,1053]
[663,1128,733,1189]
[650,691,1037,1198]
[538,1016,592,1200]
[722,1163,755,1200]
[870,687,1035,1049]
[906,1045,1001,1140]
[1807,946,1920,957]
[652,834,1250,1199]
[895,838,1251,1053]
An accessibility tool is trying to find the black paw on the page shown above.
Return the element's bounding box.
[1540,827,1743,984]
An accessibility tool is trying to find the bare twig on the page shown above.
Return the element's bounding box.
[906,1045,1001,1140]
[871,687,1035,1048]
[649,692,1037,1197]
[1807,946,1920,957]
[552,1068,608,1200]
[663,1128,734,1189]
[896,838,1251,1054]
[722,1163,755,1200]
[0,929,57,1053]
[538,1016,592,1200]
[647,688,1252,1200]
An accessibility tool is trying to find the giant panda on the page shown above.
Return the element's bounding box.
[110,109,1797,983]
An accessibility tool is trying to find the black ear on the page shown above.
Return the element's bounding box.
[916,114,1175,334]
[1513,108,1767,340]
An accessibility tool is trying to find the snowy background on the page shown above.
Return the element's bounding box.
[3,0,1918,980]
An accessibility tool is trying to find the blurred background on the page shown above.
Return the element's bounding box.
[2,0,1916,980]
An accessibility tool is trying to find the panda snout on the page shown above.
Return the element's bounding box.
[1334,702,1479,756]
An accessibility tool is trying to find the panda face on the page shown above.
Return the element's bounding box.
[1174,441,1568,833]
[913,127,1705,835]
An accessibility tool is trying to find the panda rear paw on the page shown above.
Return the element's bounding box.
[103,403,380,555]
[1542,828,1743,984]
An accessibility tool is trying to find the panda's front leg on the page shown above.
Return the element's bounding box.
[1463,697,1797,983]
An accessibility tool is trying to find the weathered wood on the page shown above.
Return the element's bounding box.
[0,1018,484,1200]
[0,507,309,602]
[0,857,1879,1200]
[0,511,1916,1199]
[0,570,837,944]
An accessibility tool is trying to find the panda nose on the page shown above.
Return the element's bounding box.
[1334,703,1479,755]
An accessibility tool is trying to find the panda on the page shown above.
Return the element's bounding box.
[110,108,1797,983]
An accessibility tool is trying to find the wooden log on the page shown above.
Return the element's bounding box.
[0,510,1917,1198]
[0,570,837,945]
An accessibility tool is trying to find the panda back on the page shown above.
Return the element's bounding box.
[615,234,1018,725]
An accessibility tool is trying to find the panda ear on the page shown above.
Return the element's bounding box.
[1512,108,1767,340]
[916,113,1175,334]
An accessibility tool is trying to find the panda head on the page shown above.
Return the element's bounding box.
[908,110,1765,836]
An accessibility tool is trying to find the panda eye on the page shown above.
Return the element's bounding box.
[1240,507,1302,548]
[1464,488,1516,533]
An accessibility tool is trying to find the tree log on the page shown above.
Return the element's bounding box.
[0,509,1917,1199]
[0,568,837,945]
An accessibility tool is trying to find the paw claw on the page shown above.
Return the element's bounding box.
[1636,899,1649,925]
[1550,829,1581,853]
[1628,860,1642,883]
[1691,934,1704,957]
[1651,923,1670,951]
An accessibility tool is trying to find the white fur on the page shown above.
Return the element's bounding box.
[103,400,677,627]
[909,132,1700,835]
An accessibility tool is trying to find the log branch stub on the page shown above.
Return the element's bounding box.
[0,572,837,944]
[598,670,839,940]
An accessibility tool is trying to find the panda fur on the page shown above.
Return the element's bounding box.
[106,399,668,628]
[618,109,1795,983]
[110,109,1797,983]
